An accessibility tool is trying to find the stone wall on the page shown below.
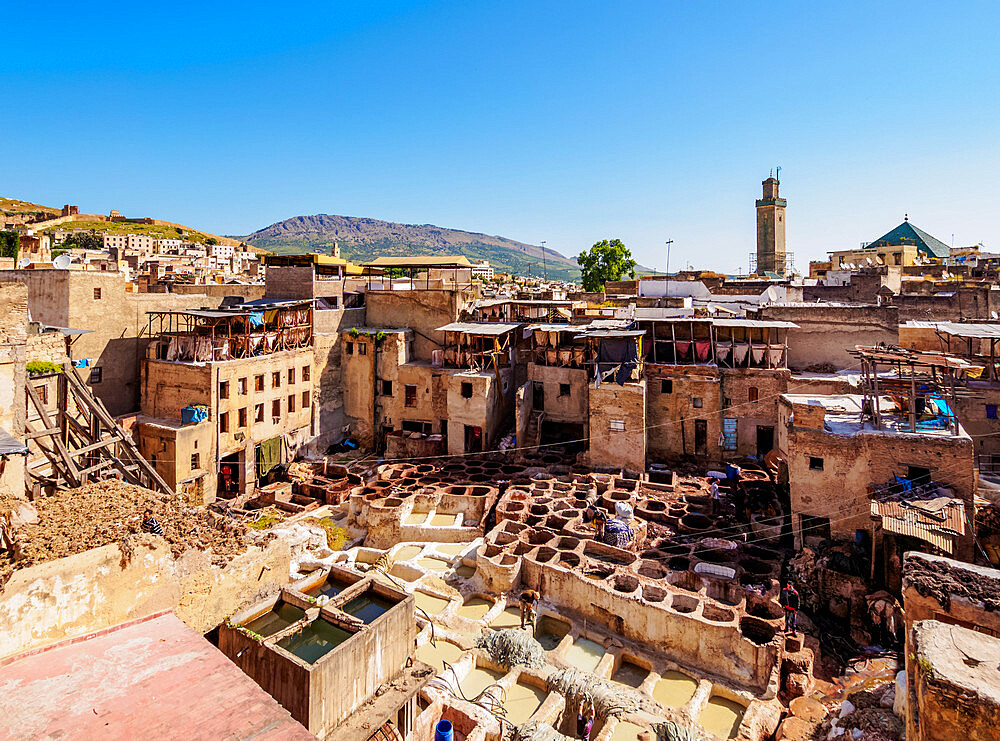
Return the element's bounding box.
[586,380,646,473]
[760,304,898,371]
[0,536,291,659]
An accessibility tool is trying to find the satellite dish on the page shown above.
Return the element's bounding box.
[17,257,30,269]
[53,254,71,270]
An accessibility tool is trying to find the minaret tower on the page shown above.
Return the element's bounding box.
[755,175,787,276]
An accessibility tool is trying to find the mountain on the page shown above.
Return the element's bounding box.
[241,214,583,281]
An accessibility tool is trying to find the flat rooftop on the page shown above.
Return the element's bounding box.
[0,612,315,740]
[782,393,968,438]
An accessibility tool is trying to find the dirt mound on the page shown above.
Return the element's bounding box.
[1,481,256,583]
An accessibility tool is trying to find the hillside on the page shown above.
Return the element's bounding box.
[241,214,583,281]
[1,197,60,220]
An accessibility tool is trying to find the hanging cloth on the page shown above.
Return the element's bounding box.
[694,340,712,362]
[751,347,766,365]
[766,346,784,368]
[716,342,732,362]
[734,343,750,364]
[675,341,691,360]
[166,337,180,361]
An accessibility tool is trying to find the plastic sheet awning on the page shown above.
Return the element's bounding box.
[0,427,29,457]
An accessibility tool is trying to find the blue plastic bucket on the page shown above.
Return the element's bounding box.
[434,719,454,741]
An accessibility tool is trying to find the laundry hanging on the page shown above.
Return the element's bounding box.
[675,341,691,360]
[751,347,766,365]
[716,342,732,362]
[694,340,712,362]
[733,343,750,364]
[766,346,784,368]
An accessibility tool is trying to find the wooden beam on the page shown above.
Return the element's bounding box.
[25,387,81,486]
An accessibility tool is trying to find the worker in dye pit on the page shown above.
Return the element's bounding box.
[708,477,721,515]
[518,589,540,630]
[780,581,800,636]
[141,509,164,536]
[577,697,594,740]
[592,510,634,550]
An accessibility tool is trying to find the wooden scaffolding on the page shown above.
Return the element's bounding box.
[24,362,172,496]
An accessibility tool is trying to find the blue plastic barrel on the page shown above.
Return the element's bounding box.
[434,719,454,741]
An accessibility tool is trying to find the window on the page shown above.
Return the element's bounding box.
[302,366,311,382]
[219,412,230,432]
[359,343,367,355]
[288,394,296,413]
[238,407,247,428]
[748,387,759,402]
[190,453,200,470]
[660,379,672,394]
[272,371,281,388]
[346,342,354,355]
[288,368,296,384]
[692,397,703,409]
[93,287,101,300]
[461,382,473,399]
[238,377,247,395]
[150,454,157,468]
[219,381,230,399]
[89,367,102,384]
[380,380,393,396]
[609,419,625,432]
[271,399,281,418]
[405,385,417,408]
[254,374,264,391]
[559,383,571,397]
[255,403,264,423]
[302,390,310,408]
[988,404,997,420]
[34,384,48,405]
[809,456,824,471]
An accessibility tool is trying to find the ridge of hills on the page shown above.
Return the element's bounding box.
[240,214,584,281]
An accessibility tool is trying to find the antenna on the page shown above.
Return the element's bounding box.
[776,165,781,181]
[665,239,674,276]
[540,241,547,282]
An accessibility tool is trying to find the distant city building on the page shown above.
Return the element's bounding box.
[470,260,493,280]
[103,233,154,254]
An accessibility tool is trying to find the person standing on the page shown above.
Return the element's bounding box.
[708,477,721,515]
[141,509,163,536]
[519,589,540,630]
[780,581,800,636]
[577,698,594,741]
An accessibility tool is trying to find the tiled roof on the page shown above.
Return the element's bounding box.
[868,220,950,258]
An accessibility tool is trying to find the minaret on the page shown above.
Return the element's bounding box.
[756,176,787,276]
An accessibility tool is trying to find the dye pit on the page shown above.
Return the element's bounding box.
[310,452,796,740]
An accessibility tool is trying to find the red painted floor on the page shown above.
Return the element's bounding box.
[0,612,316,741]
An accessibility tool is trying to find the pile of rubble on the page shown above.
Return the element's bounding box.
[1,480,256,583]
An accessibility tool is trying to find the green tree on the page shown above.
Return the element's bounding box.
[61,230,103,251]
[576,238,637,292]
[0,230,19,261]
[206,237,219,246]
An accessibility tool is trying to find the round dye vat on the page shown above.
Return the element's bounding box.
[436,543,471,556]
[456,597,493,621]
[489,606,522,629]
[415,640,465,673]
[699,696,745,739]
[611,661,648,688]
[564,638,605,673]
[460,666,504,699]
[454,564,476,579]
[652,671,698,708]
[504,682,546,724]
[610,721,650,740]
[418,558,449,573]
[414,592,450,615]
[395,545,422,561]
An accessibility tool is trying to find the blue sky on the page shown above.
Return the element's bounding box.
[4,1,998,272]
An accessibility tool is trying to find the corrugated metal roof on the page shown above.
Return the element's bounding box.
[712,318,799,329]
[871,497,965,554]
[436,322,521,335]
[574,330,646,338]
[934,322,1000,339]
